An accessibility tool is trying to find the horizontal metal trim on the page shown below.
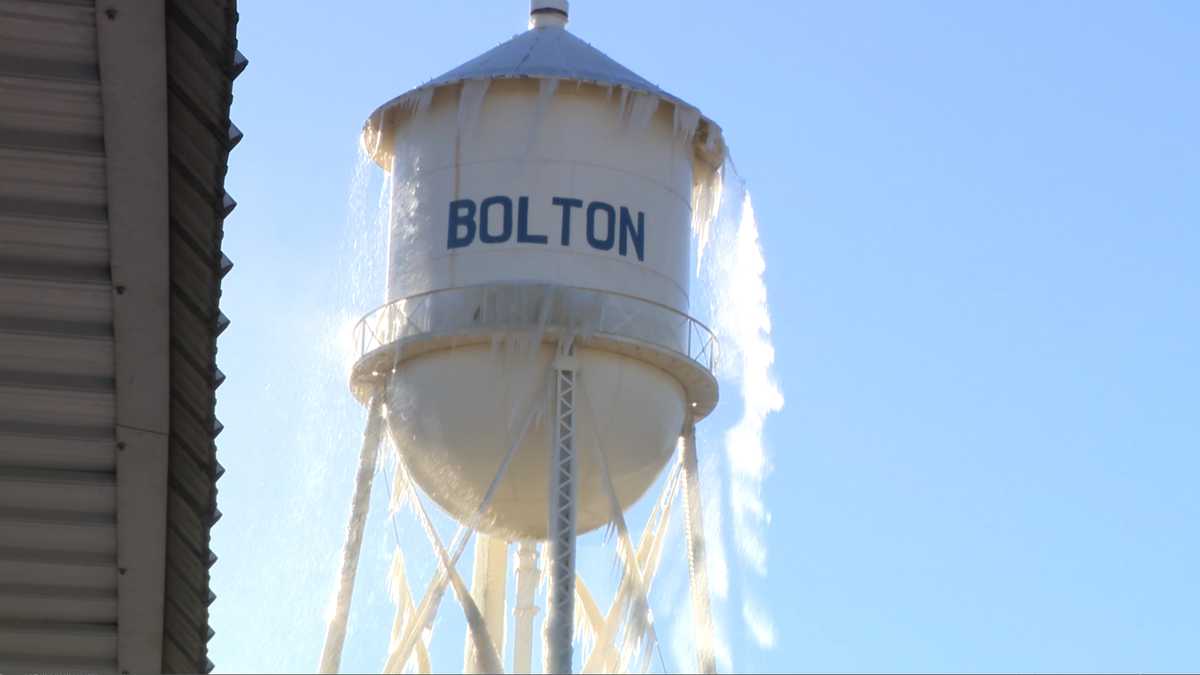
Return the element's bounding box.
[0,315,112,338]
[0,256,110,284]
[0,617,117,667]
[0,195,106,223]
[0,582,114,600]
[0,654,115,673]
[0,368,114,393]
[0,126,104,155]
[0,505,114,526]
[0,545,113,567]
[0,619,115,635]
[0,465,114,486]
[0,53,98,82]
[19,0,96,7]
[0,418,112,440]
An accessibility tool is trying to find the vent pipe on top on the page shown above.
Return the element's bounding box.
[530,0,568,28]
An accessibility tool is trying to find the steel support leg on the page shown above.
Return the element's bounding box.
[383,377,547,674]
[682,417,717,674]
[464,535,509,673]
[545,340,578,673]
[512,541,540,674]
[319,395,386,674]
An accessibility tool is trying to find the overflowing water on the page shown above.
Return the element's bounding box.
[690,161,785,661]
[316,89,782,672]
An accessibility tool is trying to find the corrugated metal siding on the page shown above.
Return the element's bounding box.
[161,0,239,671]
[0,0,119,672]
[0,0,238,671]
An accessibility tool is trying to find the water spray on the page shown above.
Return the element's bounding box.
[315,2,781,673]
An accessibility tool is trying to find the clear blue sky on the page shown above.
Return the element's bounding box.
[210,1,1200,672]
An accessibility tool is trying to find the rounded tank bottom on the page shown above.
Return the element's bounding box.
[384,342,685,540]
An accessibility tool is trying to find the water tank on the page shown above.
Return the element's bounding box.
[352,1,725,540]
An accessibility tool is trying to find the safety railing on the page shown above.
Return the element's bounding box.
[353,283,718,374]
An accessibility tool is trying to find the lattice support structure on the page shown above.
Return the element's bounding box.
[544,339,579,673]
[326,394,720,675]
[338,283,721,675]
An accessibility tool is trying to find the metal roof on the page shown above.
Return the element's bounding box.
[0,0,240,672]
[364,24,725,168]
[421,27,682,105]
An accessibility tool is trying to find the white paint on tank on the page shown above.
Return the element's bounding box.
[388,343,684,540]
[362,16,724,539]
[387,79,695,312]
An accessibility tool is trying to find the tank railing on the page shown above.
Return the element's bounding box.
[353,284,719,374]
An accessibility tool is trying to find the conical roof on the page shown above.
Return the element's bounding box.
[407,26,684,110]
[362,22,724,167]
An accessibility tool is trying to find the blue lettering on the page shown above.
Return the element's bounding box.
[586,201,616,251]
[553,197,583,246]
[450,196,646,260]
[448,199,476,249]
[479,196,513,244]
[516,196,547,244]
[619,207,645,262]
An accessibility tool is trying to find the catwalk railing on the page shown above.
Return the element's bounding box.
[353,283,718,374]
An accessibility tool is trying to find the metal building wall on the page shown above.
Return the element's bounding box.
[0,0,240,671]
[0,2,121,670]
[161,0,241,671]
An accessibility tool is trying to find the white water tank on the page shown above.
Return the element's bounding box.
[352,1,724,540]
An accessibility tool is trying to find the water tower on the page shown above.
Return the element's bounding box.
[320,2,725,672]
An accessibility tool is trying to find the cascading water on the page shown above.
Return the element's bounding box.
[320,146,783,673]
[318,5,782,670]
[687,160,785,665]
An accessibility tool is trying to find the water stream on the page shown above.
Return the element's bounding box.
[317,95,782,673]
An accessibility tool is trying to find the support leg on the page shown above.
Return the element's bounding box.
[384,549,431,674]
[545,339,578,673]
[319,395,386,674]
[581,460,683,673]
[464,535,509,673]
[682,417,717,674]
[383,377,546,673]
[512,542,540,674]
